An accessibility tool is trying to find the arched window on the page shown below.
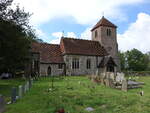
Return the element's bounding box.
[47,66,51,76]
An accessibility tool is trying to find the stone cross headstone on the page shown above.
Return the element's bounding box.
[18,85,23,99]
[11,87,17,103]
[122,80,127,92]
[0,95,5,113]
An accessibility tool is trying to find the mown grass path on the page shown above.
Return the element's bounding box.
[4,76,150,113]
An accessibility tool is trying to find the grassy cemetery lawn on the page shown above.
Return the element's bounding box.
[0,78,26,101]
[4,76,150,113]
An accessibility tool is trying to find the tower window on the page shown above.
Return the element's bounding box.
[107,29,111,36]
[95,30,98,38]
[86,59,91,69]
[72,58,79,69]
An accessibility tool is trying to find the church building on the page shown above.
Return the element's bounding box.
[31,16,120,76]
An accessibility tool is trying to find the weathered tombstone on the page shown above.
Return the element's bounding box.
[105,79,110,87]
[26,81,29,91]
[100,78,104,85]
[11,87,17,103]
[22,85,25,95]
[0,95,5,113]
[122,80,127,92]
[18,85,23,99]
[109,79,115,88]
[29,79,32,89]
[116,73,125,83]
[24,84,27,93]
[109,73,115,80]
[31,79,33,86]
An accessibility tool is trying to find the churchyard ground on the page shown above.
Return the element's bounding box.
[1,76,150,113]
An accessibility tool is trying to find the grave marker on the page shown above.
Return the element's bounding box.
[11,87,17,103]
[122,80,127,92]
[0,95,5,113]
[18,85,23,98]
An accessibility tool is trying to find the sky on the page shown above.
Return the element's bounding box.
[13,0,150,53]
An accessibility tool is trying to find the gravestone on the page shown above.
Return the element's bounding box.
[18,85,23,98]
[100,78,104,85]
[26,81,29,91]
[116,73,125,83]
[29,79,32,89]
[105,79,110,87]
[0,95,5,113]
[122,80,127,92]
[11,87,17,103]
[22,85,25,95]
[109,79,115,88]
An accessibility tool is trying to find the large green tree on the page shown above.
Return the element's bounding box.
[0,0,36,75]
[119,49,149,71]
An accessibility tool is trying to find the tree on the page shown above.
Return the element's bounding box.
[0,0,36,75]
[125,49,148,71]
[118,51,126,71]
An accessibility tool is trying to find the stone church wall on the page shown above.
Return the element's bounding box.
[63,55,102,75]
[40,63,64,76]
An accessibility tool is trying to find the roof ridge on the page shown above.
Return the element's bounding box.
[63,37,100,42]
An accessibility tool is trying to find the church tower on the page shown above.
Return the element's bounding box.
[91,16,120,71]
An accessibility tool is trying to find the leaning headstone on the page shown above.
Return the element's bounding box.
[0,95,5,113]
[18,85,23,99]
[11,87,17,103]
[122,80,127,92]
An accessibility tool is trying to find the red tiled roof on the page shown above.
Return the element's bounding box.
[32,42,64,63]
[60,37,108,56]
[91,16,117,31]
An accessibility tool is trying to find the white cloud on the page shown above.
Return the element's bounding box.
[35,28,51,42]
[50,31,77,44]
[67,32,77,38]
[80,27,92,40]
[50,32,63,44]
[13,0,147,25]
[118,13,150,53]
[52,32,63,38]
